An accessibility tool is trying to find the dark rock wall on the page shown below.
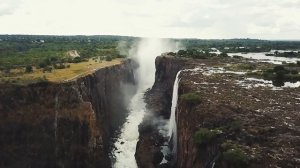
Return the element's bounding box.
[138,56,300,168]
[146,56,187,118]
[136,56,186,168]
[0,60,136,168]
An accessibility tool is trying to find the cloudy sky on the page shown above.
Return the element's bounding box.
[0,0,299,39]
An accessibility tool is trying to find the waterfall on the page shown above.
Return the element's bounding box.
[112,38,181,167]
[168,70,182,155]
[161,67,200,164]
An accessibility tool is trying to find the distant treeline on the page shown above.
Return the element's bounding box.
[1,35,300,68]
[177,38,300,52]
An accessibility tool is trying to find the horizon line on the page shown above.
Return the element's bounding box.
[1,34,300,41]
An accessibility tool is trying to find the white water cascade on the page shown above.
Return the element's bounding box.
[168,70,182,155]
[161,68,201,163]
[112,89,148,168]
[112,38,179,168]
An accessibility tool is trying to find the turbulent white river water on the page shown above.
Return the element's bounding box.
[112,90,147,168]
[111,38,181,168]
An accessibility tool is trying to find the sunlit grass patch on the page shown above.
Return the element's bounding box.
[0,58,123,84]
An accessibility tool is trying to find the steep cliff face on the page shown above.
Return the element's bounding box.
[136,56,187,168]
[176,68,300,168]
[146,56,188,118]
[138,56,300,168]
[0,60,136,168]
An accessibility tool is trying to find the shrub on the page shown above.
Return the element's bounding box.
[228,120,242,132]
[43,66,53,73]
[177,50,187,56]
[275,70,287,80]
[273,65,285,72]
[272,79,284,87]
[233,55,242,59]
[194,128,220,146]
[262,71,274,79]
[246,71,261,77]
[105,56,112,61]
[116,54,126,58]
[38,61,47,68]
[168,52,176,56]
[223,148,248,168]
[290,70,298,75]
[219,52,228,57]
[54,63,66,69]
[240,64,256,70]
[49,56,58,62]
[287,74,300,80]
[180,92,201,104]
[72,57,83,63]
[25,65,33,73]
[221,140,235,150]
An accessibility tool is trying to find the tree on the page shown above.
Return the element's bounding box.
[25,65,33,73]
[105,56,112,61]
[219,52,228,57]
[177,50,186,56]
[38,61,47,68]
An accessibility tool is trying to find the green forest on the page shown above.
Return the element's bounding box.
[0,35,135,68]
[1,35,300,69]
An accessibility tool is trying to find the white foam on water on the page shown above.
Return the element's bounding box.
[112,38,182,168]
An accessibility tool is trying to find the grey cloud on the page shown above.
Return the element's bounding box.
[0,0,299,39]
[0,0,22,16]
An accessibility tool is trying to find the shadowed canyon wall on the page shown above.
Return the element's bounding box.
[0,60,136,168]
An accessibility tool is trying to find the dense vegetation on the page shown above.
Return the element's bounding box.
[194,128,220,146]
[221,141,249,168]
[170,49,228,59]
[266,51,300,58]
[245,63,300,86]
[1,35,300,84]
[180,92,202,104]
[193,120,249,168]
[1,35,300,69]
[0,35,135,69]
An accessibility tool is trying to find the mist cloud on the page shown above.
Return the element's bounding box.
[129,38,183,90]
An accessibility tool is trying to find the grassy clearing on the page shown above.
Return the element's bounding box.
[0,58,123,84]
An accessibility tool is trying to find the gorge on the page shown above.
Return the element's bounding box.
[0,42,300,168]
